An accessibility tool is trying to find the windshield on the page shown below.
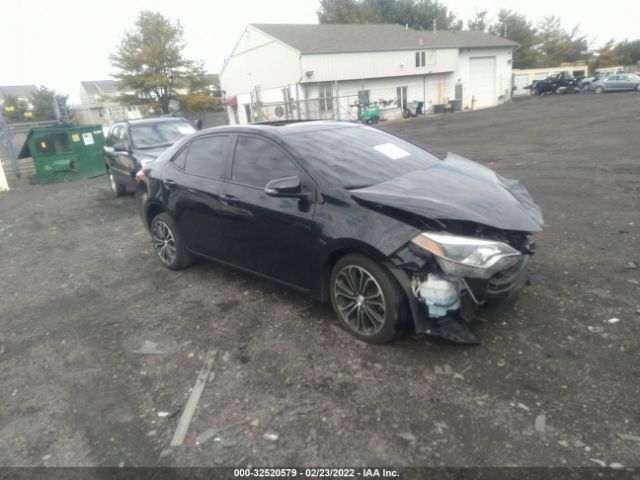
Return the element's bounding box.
[130,121,196,149]
[285,126,441,188]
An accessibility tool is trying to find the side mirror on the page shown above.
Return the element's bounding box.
[265,176,303,197]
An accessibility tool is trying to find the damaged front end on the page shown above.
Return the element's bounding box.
[348,151,543,344]
[387,226,536,344]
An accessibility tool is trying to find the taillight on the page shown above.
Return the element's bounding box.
[135,169,145,185]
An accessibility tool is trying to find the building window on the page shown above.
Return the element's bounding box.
[357,90,370,105]
[318,82,333,111]
[416,51,435,67]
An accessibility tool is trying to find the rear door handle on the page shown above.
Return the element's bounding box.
[163,179,177,189]
[220,194,238,205]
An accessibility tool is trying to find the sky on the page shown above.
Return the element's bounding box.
[1,0,638,103]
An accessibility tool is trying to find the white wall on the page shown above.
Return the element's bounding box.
[301,48,458,83]
[455,47,513,109]
[304,73,455,117]
[220,26,302,97]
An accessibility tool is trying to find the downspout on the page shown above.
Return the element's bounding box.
[423,75,426,111]
[336,80,340,121]
[297,54,305,119]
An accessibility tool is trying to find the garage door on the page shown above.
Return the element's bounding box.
[469,57,496,109]
[513,73,529,96]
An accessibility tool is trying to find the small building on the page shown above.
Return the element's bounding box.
[220,23,518,124]
[76,80,143,125]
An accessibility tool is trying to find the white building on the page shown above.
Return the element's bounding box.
[220,24,518,124]
[76,80,143,125]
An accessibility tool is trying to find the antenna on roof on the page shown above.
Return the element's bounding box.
[433,19,437,33]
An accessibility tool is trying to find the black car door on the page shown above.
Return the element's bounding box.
[220,134,317,290]
[114,126,136,184]
[168,134,232,260]
[105,124,131,184]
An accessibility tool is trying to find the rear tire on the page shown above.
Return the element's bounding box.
[150,213,193,270]
[330,254,406,344]
[370,115,380,125]
[402,109,410,118]
[108,170,126,197]
[635,84,640,91]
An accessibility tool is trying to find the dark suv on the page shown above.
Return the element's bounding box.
[104,117,196,196]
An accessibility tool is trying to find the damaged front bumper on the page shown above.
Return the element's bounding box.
[386,233,533,344]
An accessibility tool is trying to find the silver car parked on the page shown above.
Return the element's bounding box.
[591,74,640,94]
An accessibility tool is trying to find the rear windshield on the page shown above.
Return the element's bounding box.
[130,121,195,149]
[285,126,441,188]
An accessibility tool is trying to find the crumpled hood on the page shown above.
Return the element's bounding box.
[350,152,544,232]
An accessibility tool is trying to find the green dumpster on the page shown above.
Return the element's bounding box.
[18,125,106,184]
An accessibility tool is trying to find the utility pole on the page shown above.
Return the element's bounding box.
[0,106,19,181]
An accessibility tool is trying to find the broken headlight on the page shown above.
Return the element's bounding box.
[411,232,522,279]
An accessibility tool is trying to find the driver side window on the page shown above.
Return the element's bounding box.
[111,125,129,150]
[231,135,299,188]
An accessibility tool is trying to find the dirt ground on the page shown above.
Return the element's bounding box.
[1,93,639,468]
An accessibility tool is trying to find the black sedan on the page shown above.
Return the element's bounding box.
[135,121,543,344]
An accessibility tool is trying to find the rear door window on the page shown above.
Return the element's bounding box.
[231,135,299,188]
[184,135,230,179]
[172,148,188,170]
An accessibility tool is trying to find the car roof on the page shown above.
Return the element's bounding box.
[115,117,192,126]
[195,120,361,139]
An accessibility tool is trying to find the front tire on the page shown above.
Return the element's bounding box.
[369,115,380,125]
[330,254,406,344]
[594,86,604,94]
[635,84,640,91]
[150,213,193,270]
[108,169,126,197]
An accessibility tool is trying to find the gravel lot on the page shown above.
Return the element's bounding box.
[1,93,639,468]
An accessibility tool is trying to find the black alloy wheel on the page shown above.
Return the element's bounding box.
[150,213,193,270]
[108,170,126,197]
[330,254,405,344]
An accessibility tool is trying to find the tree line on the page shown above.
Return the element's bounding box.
[318,0,640,70]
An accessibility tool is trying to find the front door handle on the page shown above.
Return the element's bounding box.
[220,194,238,205]
[163,179,177,189]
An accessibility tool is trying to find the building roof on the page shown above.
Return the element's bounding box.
[251,23,518,54]
[80,80,118,95]
[0,84,38,100]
